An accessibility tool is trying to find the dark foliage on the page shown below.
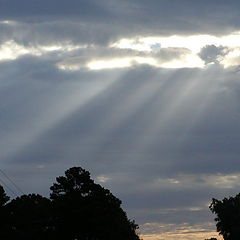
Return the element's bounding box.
[210,194,240,240]
[4,194,53,240]
[50,167,140,240]
[0,167,140,240]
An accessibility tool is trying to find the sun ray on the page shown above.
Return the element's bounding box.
[0,73,122,160]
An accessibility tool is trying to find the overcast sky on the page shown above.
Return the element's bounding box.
[1,1,240,239]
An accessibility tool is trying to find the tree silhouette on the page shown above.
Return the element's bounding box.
[0,167,140,240]
[5,194,52,240]
[210,194,240,240]
[50,167,140,240]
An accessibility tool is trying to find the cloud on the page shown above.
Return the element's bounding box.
[3,65,240,196]
[1,62,240,237]
[3,24,240,70]
[2,1,240,239]
[96,175,111,183]
[221,48,240,67]
[1,0,240,50]
[141,222,221,240]
[0,39,87,61]
[199,45,227,64]
[1,0,240,37]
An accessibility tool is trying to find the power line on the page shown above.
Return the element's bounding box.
[0,169,25,196]
[0,176,18,197]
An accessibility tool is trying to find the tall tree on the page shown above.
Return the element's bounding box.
[210,193,240,240]
[50,167,140,240]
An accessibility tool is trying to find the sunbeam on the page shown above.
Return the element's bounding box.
[0,73,121,160]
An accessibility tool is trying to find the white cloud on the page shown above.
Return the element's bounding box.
[87,57,159,70]
[221,48,240,67]
[109,32,240,69]
[56,32,240,70]
[159,53,204,68]
[0,40,86,61]
[205,173,240,189]
[0,40,31,61]
[58,49,204,70]
[3,32,240,70]
[152,173,240,190]
[96,175,111,183]
[0,20,17,25]
[112,33,240,53]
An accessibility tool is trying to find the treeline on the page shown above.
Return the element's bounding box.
[1,166,240,240]
[0,167,140,240]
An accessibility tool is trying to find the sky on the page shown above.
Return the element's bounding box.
[1,0,240,239]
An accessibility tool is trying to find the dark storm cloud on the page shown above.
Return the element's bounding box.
[1,0,240,47]
[0,0,110,20]
[126,0,240,34]
[0,21,112,46]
